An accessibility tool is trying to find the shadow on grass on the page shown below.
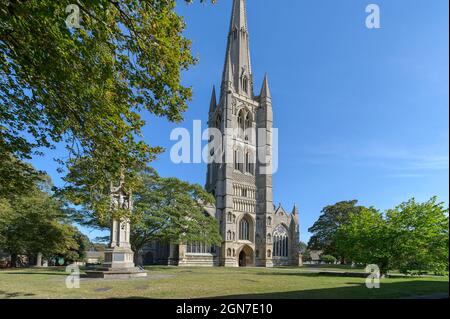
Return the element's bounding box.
[1,271,67,276]
[112,280,449,300]
[207,280,449,299]
[0,290,36,299]
[255,272,322,278]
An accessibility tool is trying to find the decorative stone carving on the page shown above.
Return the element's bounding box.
[85,175,147,279]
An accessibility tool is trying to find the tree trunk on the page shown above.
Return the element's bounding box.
[133,245,144,267]
[10,253,17,268]
[35,252,42,267]
[132,241,145,267]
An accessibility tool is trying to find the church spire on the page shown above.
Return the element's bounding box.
[209,85,217,113]
[260,73,271,99]
[292,204,299,215]
[221,0,253,96]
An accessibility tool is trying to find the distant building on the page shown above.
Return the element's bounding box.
[308,250,324,265]
[86,250,105,265]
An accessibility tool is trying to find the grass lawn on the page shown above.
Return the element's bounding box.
[0,266,448,299]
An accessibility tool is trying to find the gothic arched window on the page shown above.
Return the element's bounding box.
[273,225,289,257]
[187,242,215,254]
[245,152,255,175]
[234,150,239,170]
[237,110,245,137]
[236,149,244,173]
[245,152,250,174]
[239,218,250,241]
[245,113,252,131]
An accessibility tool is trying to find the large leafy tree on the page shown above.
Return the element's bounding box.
[308,200,372,262]
[336,197,449,275]
[336,207,392,275]
[387,197,449,275]
[70,169,221,259]
[0,182,80,267]
[0,154,43,198]
[0,0,213,199]
[57,230,91,264]
[131,172,221,259]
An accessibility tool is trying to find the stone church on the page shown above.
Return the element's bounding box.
[141,0,300,267]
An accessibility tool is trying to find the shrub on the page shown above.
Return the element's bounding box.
[320,255,337,264]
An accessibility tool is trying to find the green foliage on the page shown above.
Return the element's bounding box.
[336,197,449,275]
[298,241,307,254]
[57,230,90,263]
[336,207,392,274]
[0,154,44,198]
[301,250,312,262]
[68,168,222,254]
[0,179,80,266]
[0,0,214,199]
[130,170,221,253]
[90,242,107,252]
[320,255,337,264]
[308,200,373,261]
[386,197,449,275]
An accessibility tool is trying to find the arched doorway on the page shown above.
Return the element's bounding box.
[239,251,247,267]
[237,245,254,267]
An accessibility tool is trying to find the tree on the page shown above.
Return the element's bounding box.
[336,207,392,275]
[336,197,449,276]
[130,172,221,262]
[320,255,337,264]
[57,230,90,264]
[298,241,307,254]
[386,197,449,275]
[1,0,214,198]
[0,181,79,267]
[301,250,312,263]
[308,200,371,262]
[0,154,43,198]
[69,169,222,261]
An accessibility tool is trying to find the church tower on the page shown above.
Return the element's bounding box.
[206,0,276,267]
[141,0,300,268]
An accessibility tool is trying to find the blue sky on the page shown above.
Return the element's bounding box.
[30,0,449,243]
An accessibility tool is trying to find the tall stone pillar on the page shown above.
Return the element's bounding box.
[86,179,146,279]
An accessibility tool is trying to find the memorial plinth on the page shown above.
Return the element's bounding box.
[85,180,147,279]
